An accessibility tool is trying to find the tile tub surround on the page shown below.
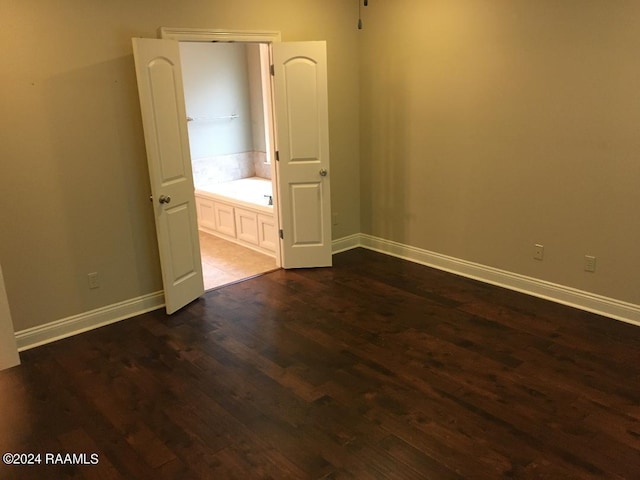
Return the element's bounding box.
[192,151,270,185]
[253,151,271,179]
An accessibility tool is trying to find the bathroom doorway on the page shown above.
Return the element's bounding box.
[179,41,278,290]
[133,30,332,312]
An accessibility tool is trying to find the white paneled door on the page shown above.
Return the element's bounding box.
[272,42,332,268]
[132,38,204,314]
[132,37,332,313]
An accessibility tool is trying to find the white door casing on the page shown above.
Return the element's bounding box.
[132,38,204,314]
[272,41,332,268]
[0,264,20,370]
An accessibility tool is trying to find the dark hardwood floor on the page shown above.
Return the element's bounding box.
[1,248,639,479]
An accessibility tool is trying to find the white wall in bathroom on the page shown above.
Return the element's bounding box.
[180,42,253,159]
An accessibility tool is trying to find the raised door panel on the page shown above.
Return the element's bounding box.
[196,197,215,230]
[289,183,323,246]
[235,208,259,245]
[257,214,277,252]
[214,202,236,238]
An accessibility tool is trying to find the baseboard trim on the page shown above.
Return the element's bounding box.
[15,235,640,352]
[14,239,357,351]
[332,234,361,254]
[356,234,640,327]
[15,291,165,351]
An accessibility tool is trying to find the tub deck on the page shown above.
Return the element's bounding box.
[195,177,273,213]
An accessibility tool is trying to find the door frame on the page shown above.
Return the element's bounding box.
[159,27,281,43]
[159,27,284,268]
[0,263,20,370]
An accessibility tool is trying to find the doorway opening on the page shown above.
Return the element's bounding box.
[178,40,279,290]
[134,29,332,311]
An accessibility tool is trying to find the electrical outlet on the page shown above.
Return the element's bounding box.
[534,244,544,261]
[88,272,100,289]
[584,255,596,273]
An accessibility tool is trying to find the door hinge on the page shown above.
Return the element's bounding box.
[279,229,284,239]
[275,150,280,162]
[270,64,275,76]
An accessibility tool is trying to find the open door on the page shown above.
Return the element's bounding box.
[132,38,204,314]
[272,42,332,268]
[132,37,332,309]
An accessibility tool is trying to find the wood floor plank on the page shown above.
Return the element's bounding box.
[1,248,639,479]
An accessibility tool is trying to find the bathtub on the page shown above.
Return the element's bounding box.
[195,176,273,213]
[194,177,277,255]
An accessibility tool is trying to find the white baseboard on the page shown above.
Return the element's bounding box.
[14,239,356,352]
[338,233,640,327]
[15,234,639,352]
[15,291,165,351]
[332,234,361,254]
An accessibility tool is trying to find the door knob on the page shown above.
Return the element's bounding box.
[319,168,328,177]
[159,195,171,204]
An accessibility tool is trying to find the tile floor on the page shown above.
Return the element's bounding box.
[199,231,278,290]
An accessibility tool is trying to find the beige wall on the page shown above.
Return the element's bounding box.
[0,264,20,369]
[360,0,640,305]
[0,0,361,331]
[3,0,639,334]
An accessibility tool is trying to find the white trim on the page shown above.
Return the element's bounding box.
[16,234,639,353]
[15,292,165,351]
[0,264,20,369]
[332,234,361,254]
[157,26,284,271]
[159,27,282,43]
[335,233,640,327]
